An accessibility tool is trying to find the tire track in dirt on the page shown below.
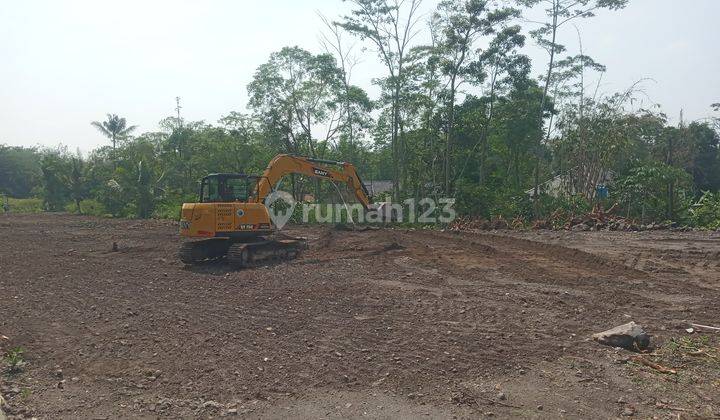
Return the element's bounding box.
[303,227,719,355]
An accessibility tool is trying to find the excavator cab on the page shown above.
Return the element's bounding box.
[180,173,273,242]
[199,173,258,203]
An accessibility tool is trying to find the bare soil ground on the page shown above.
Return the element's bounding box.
[1,213,719,419]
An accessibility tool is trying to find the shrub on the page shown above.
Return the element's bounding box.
[64,199,107,216]
[5,197,44,213]
[152,192,197,220]
[613,162,692,223]
[690,191,720,229]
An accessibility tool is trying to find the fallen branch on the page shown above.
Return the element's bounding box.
[631,356,677,374]
[657,404,688,412]
[687,350,718,360]
[690,323,720,332]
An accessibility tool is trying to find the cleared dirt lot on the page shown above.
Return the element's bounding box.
[1,213,719,418]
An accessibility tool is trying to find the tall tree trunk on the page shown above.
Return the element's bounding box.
[533,0,559,216]
[444,74,457,196]
[666,130,675,219]
[392,84,401,201]
[478,65,499,185]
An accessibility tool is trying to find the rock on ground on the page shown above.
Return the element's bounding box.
[592,321,650,351]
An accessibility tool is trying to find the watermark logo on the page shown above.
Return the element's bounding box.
[263,194,456,230]
[264,190,297,229]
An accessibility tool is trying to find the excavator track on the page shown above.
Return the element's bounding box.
[227,239,305,268]
[179,238,231,264]
[180,237,305,268]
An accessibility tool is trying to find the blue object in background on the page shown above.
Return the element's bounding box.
[596,184,609,199]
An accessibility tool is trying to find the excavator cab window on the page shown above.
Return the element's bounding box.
[201,177,221,202]
[200,175,257,203]
[224,177,251,202]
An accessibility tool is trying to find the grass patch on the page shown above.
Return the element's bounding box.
[64,199,107,216]
[3,346,27,375]
[658,336,719,368]
[5,197,43,213]
[627,335,720,386]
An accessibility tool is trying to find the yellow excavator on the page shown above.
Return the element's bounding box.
[179,154,372,267]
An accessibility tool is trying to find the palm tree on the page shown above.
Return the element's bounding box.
[91,114,138,149]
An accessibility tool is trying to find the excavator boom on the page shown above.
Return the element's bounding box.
[255,154,371,209]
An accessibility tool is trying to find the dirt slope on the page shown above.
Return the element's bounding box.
[0,213,718,418]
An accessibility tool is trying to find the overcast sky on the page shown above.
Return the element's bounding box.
[1,0,718,152]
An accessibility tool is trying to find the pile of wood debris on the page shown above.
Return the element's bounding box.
[450,204,689,232]
[556,203,679,232]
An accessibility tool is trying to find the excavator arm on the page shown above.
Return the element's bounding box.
[254,154,372,208]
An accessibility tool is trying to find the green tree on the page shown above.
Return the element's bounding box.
[0,145,42,198]
[690,191,720,229]
[110,137,164,218]
[68,152,89,213]
[517,0,629,208]
[433,0,518,194]
[91,114,138,150]
[685,122,720,192]
[319,15,375,160]
[552,86,642,200]
[39,147,72,211]
[466,26,527,184]
[453,71,545,215]
[248,47,344,158]
[615,161,691,223]
[339,0,423,199]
